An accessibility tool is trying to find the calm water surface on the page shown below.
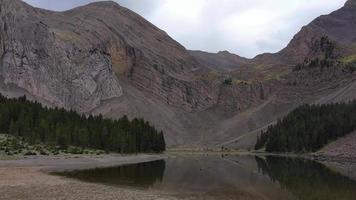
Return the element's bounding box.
[56,155,356,200]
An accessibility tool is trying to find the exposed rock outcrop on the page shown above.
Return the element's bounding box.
[0,0,123,112]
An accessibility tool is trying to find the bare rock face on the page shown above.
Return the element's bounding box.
[0,0,219,112]
[65,2,221,112]
[0,0,123,112]
[345,0,356,7]
[215,82,270,114]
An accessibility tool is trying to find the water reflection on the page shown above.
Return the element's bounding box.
[255,156,356,200]
[56,160,165,188]
[55,155,356,200]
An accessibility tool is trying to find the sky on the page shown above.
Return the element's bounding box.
[23,0,347,58]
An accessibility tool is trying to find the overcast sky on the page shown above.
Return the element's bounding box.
[23,0,347,58]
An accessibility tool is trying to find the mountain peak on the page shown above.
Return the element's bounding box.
[345,0,356,7]
[68,0,121,11]
[218,50,231,55]
[217,50,237,57]
[86,1,120,8]
[217,50,248,60]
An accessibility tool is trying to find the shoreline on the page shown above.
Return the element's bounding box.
[167,149,356,163]
[168,149,356,181]
[0,153,169,172]
[1,152,356,199]
[0,153,176,200]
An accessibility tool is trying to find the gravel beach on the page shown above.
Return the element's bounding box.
[0,154,177,200]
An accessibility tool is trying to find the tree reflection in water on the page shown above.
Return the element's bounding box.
[255,156,356,200]
[56,159,165,188]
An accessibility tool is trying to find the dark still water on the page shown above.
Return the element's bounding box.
[56,155,356,200]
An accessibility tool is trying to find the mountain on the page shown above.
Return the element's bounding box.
[189,50,250,71]
[0,0,221,146]
[258,0,356,64]
[0,0,216,112]
[0,0,356,149]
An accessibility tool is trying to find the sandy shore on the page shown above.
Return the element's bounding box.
[0,154,178,200]
[0,154,169,171]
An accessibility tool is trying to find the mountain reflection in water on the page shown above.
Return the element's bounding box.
[55,155,356,200]
[56,160,165,188]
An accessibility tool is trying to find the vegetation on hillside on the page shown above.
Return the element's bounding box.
[263,36,356,153]
[255,101,356,152]
[293,36,356,73]
[0,134,105,156]
[0,94,165,154]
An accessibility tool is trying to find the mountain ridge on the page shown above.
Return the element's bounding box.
[0,0,356,149]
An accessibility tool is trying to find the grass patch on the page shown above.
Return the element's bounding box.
[52,29,83,44]
[232,79,252,85]
[0,134,106,157]
[195,71,221,81]
[340,55,356,64]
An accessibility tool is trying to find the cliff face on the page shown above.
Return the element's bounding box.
[0,0,356,148]
[0,0,218,113]
[0,0,123,111]
[64,2,220,112]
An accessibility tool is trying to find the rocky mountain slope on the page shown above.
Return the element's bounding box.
[189,50,249,71]
[319,131,356,159]
[0,0,356,149]
[256,0,356,65]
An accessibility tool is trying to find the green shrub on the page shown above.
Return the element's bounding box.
[24,151,37,156]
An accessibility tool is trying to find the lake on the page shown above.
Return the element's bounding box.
[55,155,356,200]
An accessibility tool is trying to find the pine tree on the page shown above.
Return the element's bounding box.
[0,94,165,153]
[256,101,356,153]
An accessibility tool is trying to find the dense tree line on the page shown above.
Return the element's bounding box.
[0,94,165,153]
[255,101,356,152]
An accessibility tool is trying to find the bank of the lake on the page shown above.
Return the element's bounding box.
[168,148,356,162]
[0,154,175,200]
[2,152,356,200]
